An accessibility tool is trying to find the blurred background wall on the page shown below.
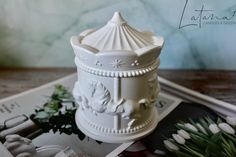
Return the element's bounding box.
[0,0,236,69]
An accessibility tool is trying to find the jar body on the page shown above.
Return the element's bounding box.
[73,58,160,143]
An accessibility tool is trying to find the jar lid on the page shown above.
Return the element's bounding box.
[81,12,155,51]
[71,12,164,75]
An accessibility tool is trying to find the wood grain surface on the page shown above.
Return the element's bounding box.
[0,68,235,105]
[0,68,74,99]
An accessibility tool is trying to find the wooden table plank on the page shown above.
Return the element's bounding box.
[0,68,235,105]
[0,68,75,99]
[159,70,236,105]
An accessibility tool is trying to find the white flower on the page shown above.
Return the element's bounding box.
[196,123,208,134]
[226,117,236,126]
[172,134,186,144]
[209,124,220,134]
[163,140,179,151]
[177,129,191,139]
[153,149,166,155]
[218,123,235,134]
[184,123,198,132]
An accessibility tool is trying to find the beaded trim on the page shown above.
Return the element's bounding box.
[76,59,160,77]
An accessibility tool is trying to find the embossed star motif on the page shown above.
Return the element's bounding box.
[111,59,123,68]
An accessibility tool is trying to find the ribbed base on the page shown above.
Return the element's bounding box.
[75,108,159,143]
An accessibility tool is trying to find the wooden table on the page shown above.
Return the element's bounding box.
[0,68,236,105]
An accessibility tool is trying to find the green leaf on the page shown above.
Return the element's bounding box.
[30,84,88,142]
[77,131,86,140]
[34,111,49,119]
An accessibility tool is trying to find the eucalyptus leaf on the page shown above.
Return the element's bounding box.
[34,111,49,119]
[30,84,88,142]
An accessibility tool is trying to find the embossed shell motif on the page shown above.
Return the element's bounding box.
[89,81,111,113]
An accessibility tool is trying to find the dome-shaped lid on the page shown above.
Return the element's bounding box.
[71,11,164,75]
[81,12,154,51]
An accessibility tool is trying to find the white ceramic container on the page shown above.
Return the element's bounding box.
[71,12,164,143]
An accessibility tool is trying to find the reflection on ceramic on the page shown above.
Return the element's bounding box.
[72,12,164,143]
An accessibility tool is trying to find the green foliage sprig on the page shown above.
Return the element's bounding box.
[30,84,85,140]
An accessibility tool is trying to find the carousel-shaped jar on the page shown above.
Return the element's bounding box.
[71,12,164,143]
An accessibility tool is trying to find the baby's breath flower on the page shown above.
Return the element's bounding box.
[209,124,220,134]
[164,140,179,151]
[218,123,235,135]
[184,123,198,132]
[172,134,186,144]
[226,117,236,126]
[177,129,190,139]
[196,123,208,134]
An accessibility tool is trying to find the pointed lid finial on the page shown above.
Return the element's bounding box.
[81,11,156,51]
[108,11,126,25]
